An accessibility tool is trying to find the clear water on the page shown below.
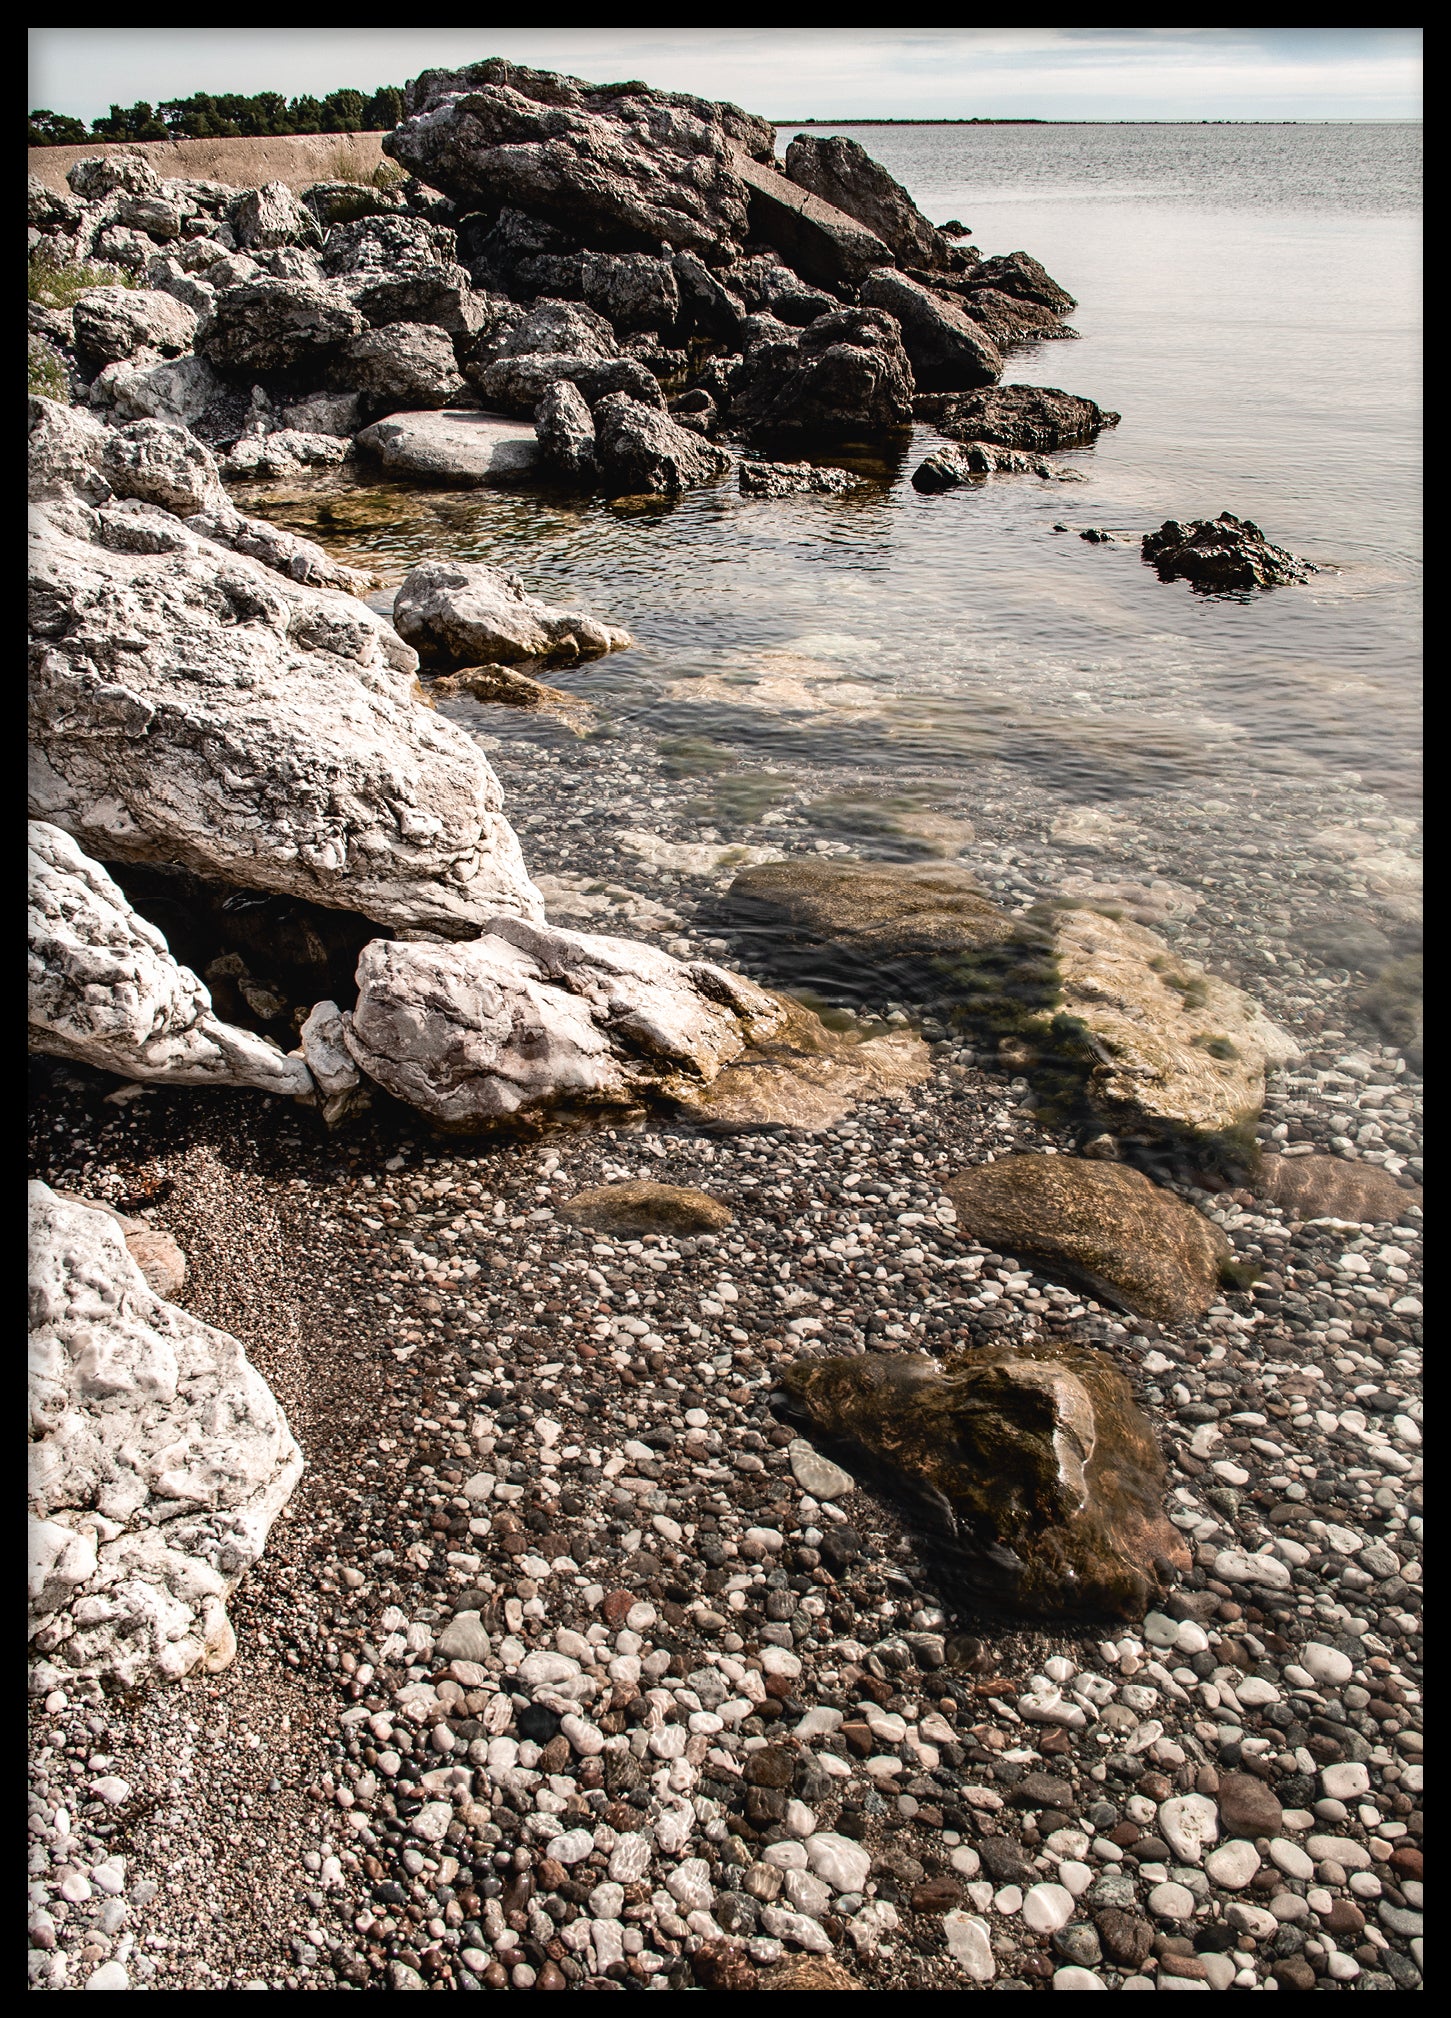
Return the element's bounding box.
[245,122,1421,1048]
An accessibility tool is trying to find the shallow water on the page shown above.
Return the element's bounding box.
[242,121,1421,1059]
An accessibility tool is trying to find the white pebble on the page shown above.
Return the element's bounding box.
[943,1911,996,1982]
[1022,1882,1075,1933]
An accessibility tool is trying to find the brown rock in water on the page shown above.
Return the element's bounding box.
[781,1339,1189,1620]
[944,1154,1230,1323]
[673,989,930,1132]
[430,664,586,711]
[1255,1153,1421,1223]
[764,1954,861,1990]
[727,858,1024,982]
[692,1939,759,1991]
[914,383,1116,451]
[560,1180,733,1236]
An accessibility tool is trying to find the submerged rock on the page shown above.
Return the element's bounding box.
[726,860,1296,1153]
[560,1180,734,1235]
[784,132,959,272]
[915,384,1118,451]
[859,270,1002,391]
[354,407,539,485]
[731,307,915,439]
[429,664,588,712]
[1048,906,1299,1149]
[1141,513,1317,591]
[393,558,630,666]
[675,990,931,1132]
[1254,1153,1421,1223]
[944,1155,1231,1323]
[28,822,313,1098]
[739,460,862,498]
[28,1183,303,1691]
[781,1339,1190,1620]
[343,918,785,1126]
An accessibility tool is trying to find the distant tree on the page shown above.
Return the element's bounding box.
[90,100,169,141]
[28,108,90,145]
[362,85,403,130]
[321,88,365,132]
[32,82,405,146]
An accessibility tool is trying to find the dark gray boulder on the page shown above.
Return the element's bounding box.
[860,269,1002,391]
[344,264,486,339]
[535,379,597,483]
[492,296,618,360]
[784,132,959,271]
[916,384,1119,451]
[384,76,752,260]
[1141,514,1317,591]
[730,256,838,327]
[968,251,1076,315]
[343,323,467,412]
[592,393,729,497]
[960,287,1074,349]
[730,152,892,287]
[513,250,682,335]
[730,306,914,438]
[671,252,748,345]
[202,279,366,378]
[469,352,665,418]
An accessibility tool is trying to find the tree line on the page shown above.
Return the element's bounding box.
[29,87,405,147]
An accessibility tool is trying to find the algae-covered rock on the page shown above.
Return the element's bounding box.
[781,1340,1189,1621]
[560,1180,734,1236]
[944,1154,1231,1323]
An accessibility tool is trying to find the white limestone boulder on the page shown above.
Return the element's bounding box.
[393,558,631,668]
[28,820,313,1097]
[344,916,785,1125]
[28,1182,304,1692]
[28,516,542,937]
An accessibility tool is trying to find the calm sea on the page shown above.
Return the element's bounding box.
[255,122,1422,1049]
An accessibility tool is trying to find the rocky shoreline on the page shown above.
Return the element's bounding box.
[29,57,1420,1994]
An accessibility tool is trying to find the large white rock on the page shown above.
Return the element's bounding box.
[28,515,542,937]
[343,917,784,1126]
[354,408,539,485]
[28,1183,303,1691]
[393,559,631,668]
[28,820,313,1096]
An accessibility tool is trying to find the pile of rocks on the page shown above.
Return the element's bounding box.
[30,62,1097,501]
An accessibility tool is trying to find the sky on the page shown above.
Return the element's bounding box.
[29,28,1422,126]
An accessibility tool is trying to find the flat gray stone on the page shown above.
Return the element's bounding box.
[788,1439,855,1500]
[354,408,538,486]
